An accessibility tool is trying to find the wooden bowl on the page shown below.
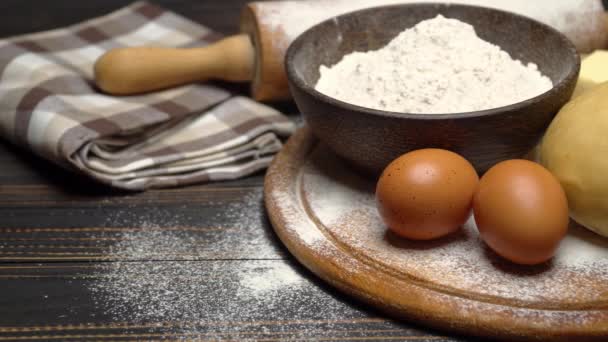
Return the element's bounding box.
[285,3,580,175]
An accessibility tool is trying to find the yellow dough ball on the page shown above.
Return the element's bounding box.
[540,82,608,237]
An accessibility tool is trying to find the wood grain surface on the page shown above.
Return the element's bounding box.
[0,1,467,341]
[265,128,608,342]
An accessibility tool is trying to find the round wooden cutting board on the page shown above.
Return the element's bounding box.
[264,127,608,341]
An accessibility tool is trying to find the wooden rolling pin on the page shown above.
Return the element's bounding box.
[95,0,608,101]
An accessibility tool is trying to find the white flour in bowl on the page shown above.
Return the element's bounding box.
[315,15,553,114]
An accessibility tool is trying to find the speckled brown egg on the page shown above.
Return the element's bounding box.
[376,149,479,240]
[473,160,569,265]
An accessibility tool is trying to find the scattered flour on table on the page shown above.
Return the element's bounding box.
[85,191,354,337]
[93,189,278,260]
[238,263,302,296]
[315,15,553,113]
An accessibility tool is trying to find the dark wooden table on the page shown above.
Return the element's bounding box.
[0,1,473,341]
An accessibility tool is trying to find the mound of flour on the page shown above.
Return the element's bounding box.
[315,15,553,114]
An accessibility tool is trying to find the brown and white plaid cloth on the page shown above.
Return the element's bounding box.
[0,2,295,191]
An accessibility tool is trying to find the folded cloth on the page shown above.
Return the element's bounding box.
[0,1,295,191]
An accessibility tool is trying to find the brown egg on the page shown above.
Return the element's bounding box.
[376,149,479,240]
[473,160,569,265]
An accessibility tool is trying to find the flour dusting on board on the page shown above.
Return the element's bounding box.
[269,175,326,246]
[297,147,608,306]
[257,0,604,52]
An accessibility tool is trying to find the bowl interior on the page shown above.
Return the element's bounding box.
[289,3,579,111]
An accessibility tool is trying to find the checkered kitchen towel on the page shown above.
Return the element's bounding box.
[0,2,295,191]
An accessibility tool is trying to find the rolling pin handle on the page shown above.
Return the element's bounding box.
[94,34,255,95]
